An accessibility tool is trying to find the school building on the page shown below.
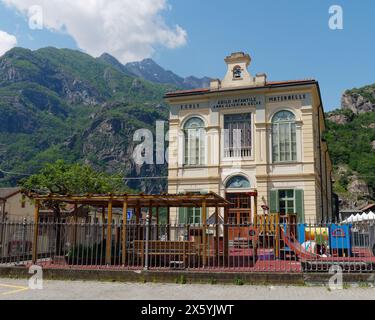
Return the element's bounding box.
[165,52,336,224]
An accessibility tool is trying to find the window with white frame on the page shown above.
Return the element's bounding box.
[184,117,206,166]
[272,110,297,162]
[224,113,252,158]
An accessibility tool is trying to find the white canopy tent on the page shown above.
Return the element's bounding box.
[342,211,375,223]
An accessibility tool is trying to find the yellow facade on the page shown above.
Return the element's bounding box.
[165,52,334,223]
[0,189,34,221]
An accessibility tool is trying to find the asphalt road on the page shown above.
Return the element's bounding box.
[0,278,375,300]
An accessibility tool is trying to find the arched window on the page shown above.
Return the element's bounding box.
[233,65,242,79]
[226,175,251,189]
[184,117,205,166]
[272,110,297,162]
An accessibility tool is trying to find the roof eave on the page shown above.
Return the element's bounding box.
[164,80,318,99]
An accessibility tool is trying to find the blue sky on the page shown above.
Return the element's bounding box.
[0,0,374,111]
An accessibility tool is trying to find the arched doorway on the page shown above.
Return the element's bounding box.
[225,175,254,247]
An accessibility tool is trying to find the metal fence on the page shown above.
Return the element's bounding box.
[1,219,375,273]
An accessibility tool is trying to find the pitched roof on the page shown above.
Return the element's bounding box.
[164,79,317,98]
[360,203,375,212]
[0,187,21,200]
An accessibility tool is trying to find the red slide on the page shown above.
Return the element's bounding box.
[280,227,320,260]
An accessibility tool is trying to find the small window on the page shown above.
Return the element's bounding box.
[269,189,305,222]
[179,207,203,225]
[279,190,295,215]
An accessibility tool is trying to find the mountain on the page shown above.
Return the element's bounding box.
[99,53,211,89]
[97,53,135,77]
[326,83,375,208]
[0,47,175,193]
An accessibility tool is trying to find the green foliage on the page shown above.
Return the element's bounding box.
[20,160,126,194]
[66,240,117,265]
[326,109,375,198]
[234,277,244,286]
[175,275,187,285]
[0,47,172,191]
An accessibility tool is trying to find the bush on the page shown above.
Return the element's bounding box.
[66,240,118,265]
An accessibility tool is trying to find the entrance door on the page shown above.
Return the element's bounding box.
[226,193,252,243]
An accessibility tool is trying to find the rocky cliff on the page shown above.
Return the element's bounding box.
[341,84,375,114]
[326,83,375,208]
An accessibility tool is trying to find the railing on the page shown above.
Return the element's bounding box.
[224,146,252,158]
[1,219,375,273]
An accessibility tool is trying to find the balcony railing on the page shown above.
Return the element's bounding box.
[224,146,252,158]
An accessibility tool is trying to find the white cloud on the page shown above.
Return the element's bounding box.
[0,30,17,56]
[1,0,187,62]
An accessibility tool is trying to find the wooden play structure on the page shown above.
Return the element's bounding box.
[28,192,231,268]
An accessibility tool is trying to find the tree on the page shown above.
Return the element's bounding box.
[20,159,125,195]
[19,160,128,256]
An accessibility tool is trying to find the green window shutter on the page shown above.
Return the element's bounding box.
[178,208,187,224]
[295,189,304,223]
[269,190,279,214]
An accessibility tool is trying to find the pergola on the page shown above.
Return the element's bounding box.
[29,192,232,266]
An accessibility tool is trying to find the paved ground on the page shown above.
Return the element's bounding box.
[0,278,375,300]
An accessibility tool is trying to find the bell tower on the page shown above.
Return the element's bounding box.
[211,52,267,90]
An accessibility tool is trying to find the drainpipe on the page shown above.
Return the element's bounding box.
[317,105,324,223]
[324,148,330,223]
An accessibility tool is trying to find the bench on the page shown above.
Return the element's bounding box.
[133,240,198,269]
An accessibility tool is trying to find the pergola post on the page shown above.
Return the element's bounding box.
[73,203,78,249]
[32,200,40,264]
[136,203,141,241]
[105,200,113,265]
[121,199,128,265]
[156,207,159,240]
[166,207,170,240]
[101,207,105,243]
[202,199,207,267]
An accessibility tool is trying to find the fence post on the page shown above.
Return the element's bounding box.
[105,200,113,265]
[144,213,150,270]
[121,199,128,265]
[223,206,229,266]
[32,200,40,264]
[22,218,27,256]
[202,199,207,267]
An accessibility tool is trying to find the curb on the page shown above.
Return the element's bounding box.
[0,267,373,286]
[0,267,304,285]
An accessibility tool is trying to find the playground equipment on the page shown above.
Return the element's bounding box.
[252,211,356,261]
